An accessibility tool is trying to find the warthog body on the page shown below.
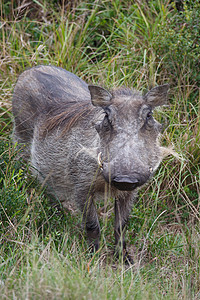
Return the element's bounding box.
[13,65,170,259]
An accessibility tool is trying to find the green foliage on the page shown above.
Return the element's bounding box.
[0,0,200,298]
[153,1,200,89]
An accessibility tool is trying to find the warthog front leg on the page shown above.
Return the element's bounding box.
[79,195,100,252]
[114,193,133,263]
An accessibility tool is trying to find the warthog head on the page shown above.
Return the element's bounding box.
[89,84,169,191]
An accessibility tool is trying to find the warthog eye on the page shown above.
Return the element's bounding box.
[103,113,112,129]
[144,110,156,129]
[95,112,112,133]
[146,111,153,121]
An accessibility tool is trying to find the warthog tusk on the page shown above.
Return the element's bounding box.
[149,167,153,173]
[97,152,103,169]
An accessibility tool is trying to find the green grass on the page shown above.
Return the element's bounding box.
[0,0,200,298]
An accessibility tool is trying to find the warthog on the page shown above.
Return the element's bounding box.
[12,65,171,260]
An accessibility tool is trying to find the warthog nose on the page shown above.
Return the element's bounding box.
[112,175,140,191]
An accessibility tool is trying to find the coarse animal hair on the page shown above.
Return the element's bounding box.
[41,101,95,137]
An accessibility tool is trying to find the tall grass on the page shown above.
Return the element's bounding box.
[0,0,200,298]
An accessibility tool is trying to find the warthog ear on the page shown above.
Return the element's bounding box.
[88,85,112,107]
[144,84,170,108]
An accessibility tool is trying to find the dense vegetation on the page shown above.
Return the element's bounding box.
[0,0,199,298]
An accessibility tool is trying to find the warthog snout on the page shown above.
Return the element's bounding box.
[99,153,151,191]
[112,175,140,191]
[103,173,149,191]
